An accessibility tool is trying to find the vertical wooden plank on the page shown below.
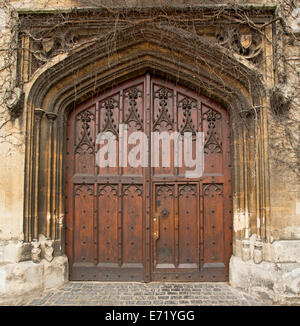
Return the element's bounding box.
[154,184,175,268]
[145,73,151,282]
[178,184,198,267]
[73,184,94,265]
[203,183,225,264]
[122,185,143,266]
[174,184,179,268]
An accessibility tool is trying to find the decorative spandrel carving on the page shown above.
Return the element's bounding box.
[124,87,144,131]
[74,184,94,197]
[101,97,119,137]
[156,185,175,198]
[98,184,118,196]
[179,184,197,197]
[153,87,174,131]
[31,35,59,67]
[29,30,100,74]
[203,183,223,197]
[202,107,222,154]
[216,25,262,65]
[178,97,197,135]
[122,184,143,197]
[75,110,95,155]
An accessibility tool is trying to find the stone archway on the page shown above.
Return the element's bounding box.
[22,22,269,283]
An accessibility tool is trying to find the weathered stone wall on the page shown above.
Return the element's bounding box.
[268,3,300,241]
[0,2,25,245]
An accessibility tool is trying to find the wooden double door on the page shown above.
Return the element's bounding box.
[65,74,232,282]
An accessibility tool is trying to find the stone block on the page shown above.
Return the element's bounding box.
[0,255,69,305]
[43,256,68,291]
[230,255,300,304]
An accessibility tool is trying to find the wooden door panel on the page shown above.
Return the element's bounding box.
[122,184,144,266]
[203,183,225,265]
[66,77,147,281]
[65,73,232,282]
[152,83,175,176]
[74,107,96,175]
[178,184,199,268]
[123,83,145,176]
[153,184,176,268]
[97,184,119,266]
[73,184,95,265]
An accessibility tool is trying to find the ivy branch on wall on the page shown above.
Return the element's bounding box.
[0,0,299,179]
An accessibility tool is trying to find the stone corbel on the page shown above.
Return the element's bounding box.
[269,85,292,115]
[31,240,41,263]
[3,87,24,118]
[242,239,251,261]
[44,239,54,262]
[253,239,263,264]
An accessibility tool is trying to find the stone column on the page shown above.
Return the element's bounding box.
[242,124,251,261]
[45,112,57,240]
[253,109,263,264]
[32,108,45,241]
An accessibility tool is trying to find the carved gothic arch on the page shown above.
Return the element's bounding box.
[22,23,269,264]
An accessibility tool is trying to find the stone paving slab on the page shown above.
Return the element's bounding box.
[22,282,267,306]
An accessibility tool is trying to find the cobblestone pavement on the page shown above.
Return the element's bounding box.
[24,282,267,306]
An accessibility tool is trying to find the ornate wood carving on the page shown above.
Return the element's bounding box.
[153,87,174,131]
[203,183,223,196]
[75,110,95,155]
[124,87,144,130]
[202,107,222,154]
[98,184,118,196]
[101,97,119,137]
[74,184,94,196]
[122,184,143,197]
[179,184,197,197]
[178,97,197,135]
[156,184,175,198]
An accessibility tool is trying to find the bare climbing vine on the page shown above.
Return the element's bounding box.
[0,0,22,150]
[0,0,299,179]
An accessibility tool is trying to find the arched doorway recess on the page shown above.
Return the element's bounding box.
[23,23,268,284]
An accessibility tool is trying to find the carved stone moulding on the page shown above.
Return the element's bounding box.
[3,87,24,118]
[22,9,268,79]
[215,25,263,65]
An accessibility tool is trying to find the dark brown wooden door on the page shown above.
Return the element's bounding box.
[65,74,232,282]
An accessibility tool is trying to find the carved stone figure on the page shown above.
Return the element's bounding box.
[31,240,41,264]
[44,239,54,262]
